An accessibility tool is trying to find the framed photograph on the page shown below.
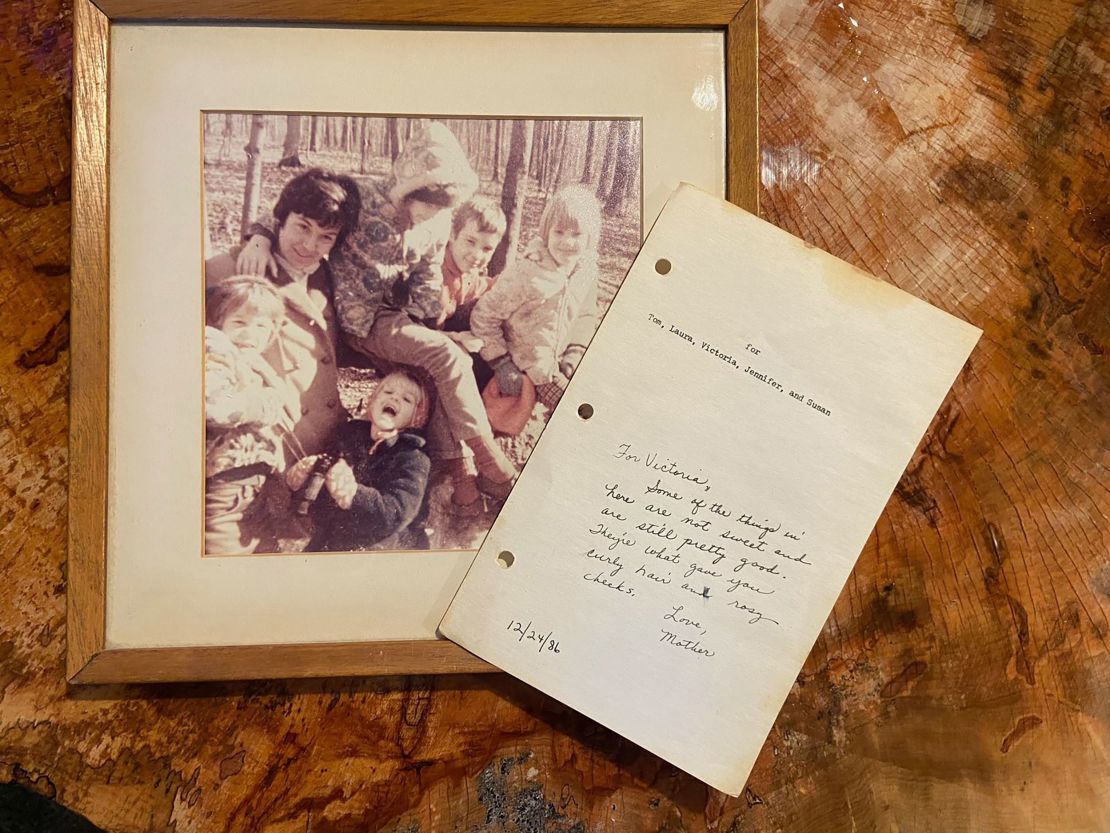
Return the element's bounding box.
[68,0,758,683]
[200,112,644,556]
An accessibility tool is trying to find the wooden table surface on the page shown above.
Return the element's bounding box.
[1,1,1107,830]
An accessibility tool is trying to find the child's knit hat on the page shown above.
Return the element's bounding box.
[390,122,478,206]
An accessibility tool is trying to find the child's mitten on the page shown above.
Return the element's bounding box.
[492,355,524,397]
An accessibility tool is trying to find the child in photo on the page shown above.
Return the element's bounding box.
[438,195,506,332]
[205,275,297,555]
[470,184,603,411]
[285,370,433,552]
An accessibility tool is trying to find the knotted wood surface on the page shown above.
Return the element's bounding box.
[1,1,1107,830]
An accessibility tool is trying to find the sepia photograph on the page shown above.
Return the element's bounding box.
[202,112,643,556]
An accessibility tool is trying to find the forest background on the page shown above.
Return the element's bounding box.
[203,113,644,549]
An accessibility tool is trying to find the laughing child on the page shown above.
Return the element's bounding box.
[285,370,433,552]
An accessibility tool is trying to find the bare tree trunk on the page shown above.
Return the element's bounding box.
[604,120,634,216]
[360,117,372,174]
[528,120,542,179]
[580,121,596,184]
[387,118,401,162]
[624,125,640,207]
[540,122,554,192]
[535,123,545,192]
[552,121,569,189]
[219,113,234,161]
[310,116,319,151]
[279,115,303,168]
[240,114,266,238]
[492,120,503,182]
[474,121,486,172]
[490,120,534,277]
[596,122,618,201]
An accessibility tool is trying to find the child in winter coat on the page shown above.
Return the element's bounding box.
[284,370,433,552]
[204,275,296,554]
[470,185,602,410]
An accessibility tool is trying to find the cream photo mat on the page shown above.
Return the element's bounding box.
[107,23,726,649]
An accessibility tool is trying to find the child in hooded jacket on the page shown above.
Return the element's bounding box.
[469,185,602,409]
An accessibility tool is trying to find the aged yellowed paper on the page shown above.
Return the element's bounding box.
[440,184,981,795]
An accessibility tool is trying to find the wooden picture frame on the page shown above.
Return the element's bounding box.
[68,0,759,684]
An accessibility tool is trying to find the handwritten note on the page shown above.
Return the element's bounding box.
[440,184,981,795]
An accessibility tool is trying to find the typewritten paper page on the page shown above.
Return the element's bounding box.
[440,184,981,795]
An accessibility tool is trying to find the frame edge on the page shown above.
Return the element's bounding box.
[67,0,112,683]
[87,0,739,27]
[726,0,759,214]
[71,640,497,684]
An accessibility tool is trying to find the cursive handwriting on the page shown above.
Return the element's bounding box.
[583,547,625,576]
[637,564,673,584]
[615,443,711,491]
[645,478,683,502]
[720,528,768,551]
[572,437,818,660]
[605,482,636,504]
[683,562,722,580]
[583,571,636,596]
[727,602,780,626]
[726,576,774,595]
[589,522,637,551]
[659,630,716,657]
[736,514,781,540]
[664,604,707,636]
[637,520,678,540]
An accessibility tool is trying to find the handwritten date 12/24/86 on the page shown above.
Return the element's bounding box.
[507,620,562,654]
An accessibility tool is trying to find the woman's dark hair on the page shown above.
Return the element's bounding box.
[273,169,362,250]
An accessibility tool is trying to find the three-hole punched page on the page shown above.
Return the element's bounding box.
[440,184,981,795]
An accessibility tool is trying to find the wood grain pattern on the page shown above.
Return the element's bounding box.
[93,0,740,26]
[1,0,1106,830]
[72,641,494,684]
[66,0,110,681]
[727,0,759,211]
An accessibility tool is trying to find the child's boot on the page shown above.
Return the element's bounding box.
[465,435,518,500]
[446,457,483,517]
